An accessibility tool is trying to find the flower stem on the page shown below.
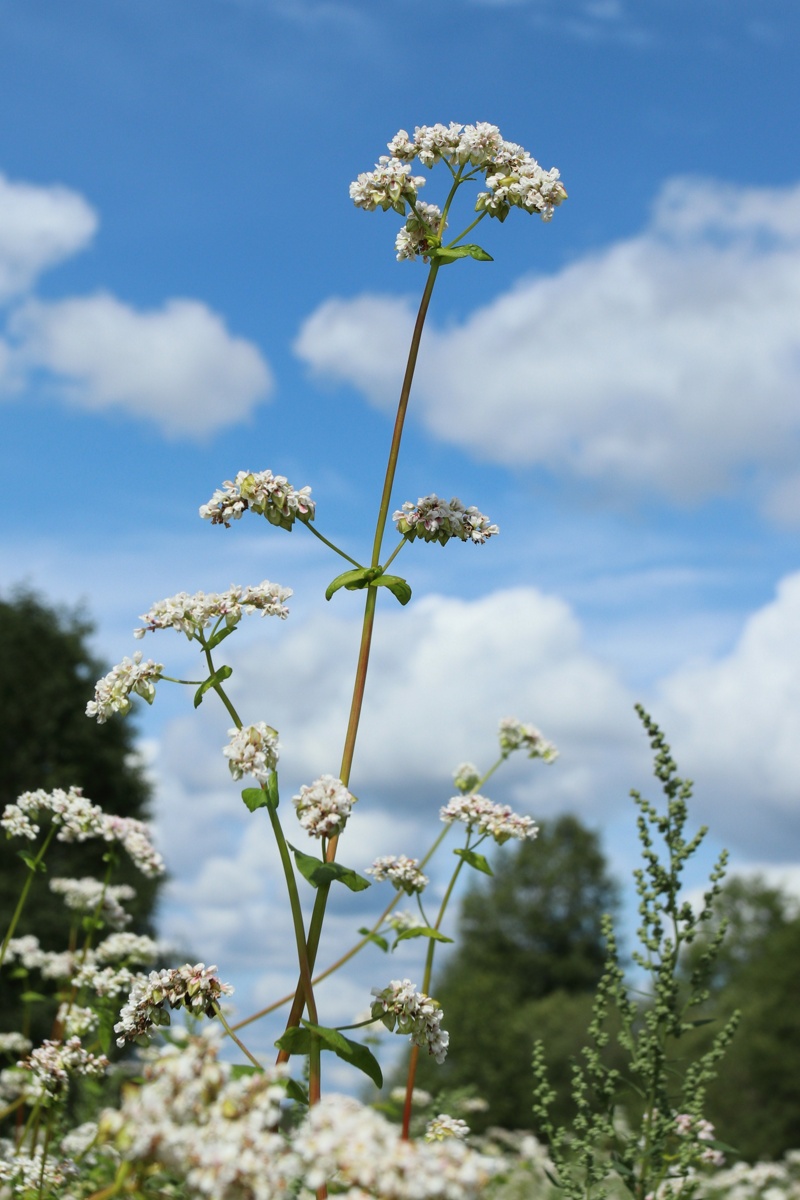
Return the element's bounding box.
[304,520,364,568]
[0,825,56,969]
[278,259,442,1049]
[213,1003,263,1070]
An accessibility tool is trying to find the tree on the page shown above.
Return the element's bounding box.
[683,877,800,1160]
[0,587,159,1034]
[412,815,621,1129]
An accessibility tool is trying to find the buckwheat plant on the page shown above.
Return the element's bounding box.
[2,121,567,1198]
[532,707,739,1200]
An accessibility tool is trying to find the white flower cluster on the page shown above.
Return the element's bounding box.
[0,1033,32,1056]
[388,121,507,169]
[86,651,163,723]
[0,1139,80,1195]
[371,979,449,1064]
[452,762,481,794]
[498,717,559,762]
[95,931,160,964]
[424,1114,470,1142]
[350,156,426,215]
[395,200,445,262]
[134,581,292,639]
[2,786,102,843]
[440,795,539,845]
[293,1094,499,1199]
[674,1113,725,1168]
[394,495,499,545]
[3,935,78,979]
[292,774,355,839]
[49,877,137,929]
[367,855,429,894]
[56,1003,98,1038]
[223,723,280,784]
[72,962,143,1000]
[114,964,234,1047]
[385,122,567,221]
[5,790,164,876]
[99,814,166,877]
[102,1035,501,1200]
[385,911,426,933]
[18,1037,108,1098]
[199,469,315,530]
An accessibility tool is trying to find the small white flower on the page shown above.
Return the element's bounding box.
[50,877,137,928]
[425,1114,470,1142]
[134,580,292,639]
[498,717,559,761]
[394,495,498,545]
[200,469,314,530]
[367,855,429,894]
[453,762,481,793]
[349,156,426,214]
[86,652,163,723]
[293,775,355,839]
[114,964,234,1047]
[371,979,449,1063]
[440,795,538,845]
[223,723,280,784]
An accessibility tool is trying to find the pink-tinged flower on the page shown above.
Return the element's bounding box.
[366,855,429,895]
[394,495,498,545]
[223,723,279,784]
[349,157,426,215]
[2,787,103,843]
[134,581,292,639]
[498,717,559,762]
[440,795,538,845]
[371,979,449,1063]
[200,469,314,530]
[293,775,355,839]
[114,963,234,1047]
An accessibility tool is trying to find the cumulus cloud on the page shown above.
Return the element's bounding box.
[12,292,273,435]
[0,173,97,303]
[295,176,800,519]
[657,571,800,857]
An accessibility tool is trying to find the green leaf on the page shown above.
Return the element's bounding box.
[373,575,412,606]
[305,1022,384,1089]
[275,1023,383,1089]
[193,664,233,708]
[16,850,46,873]
[430,243,493,264]
[241,787,268,816]
[285,1078,309,1106]
[358,927,389,953]
[289,844,371,892]
[20,991,49,1004]
[454,847,493,875]
[206,624,237,651]
[325,568,373,601]
[393,926,454,947]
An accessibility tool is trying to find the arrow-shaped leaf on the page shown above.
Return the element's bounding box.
[358,927,389,953]
[325,568,372,601]
[454,847,494,875]
[373,575,412,606]
[206,624,237,651]
[289,844,371,892]
[393,926,454,948]
[275,1023,383,1089]
[194,664,233,708]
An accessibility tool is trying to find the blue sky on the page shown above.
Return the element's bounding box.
[2,0,800,1067]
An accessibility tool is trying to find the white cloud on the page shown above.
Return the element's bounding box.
[657,571,800,856]
[12,292,273,435]
[296,177,800,519]
[0,173,97,303]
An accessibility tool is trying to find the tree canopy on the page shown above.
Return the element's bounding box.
[0,587,159,1033]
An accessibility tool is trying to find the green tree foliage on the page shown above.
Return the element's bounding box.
[413,815,622,1129]
[685,877,800,1160]
[0,587,159,1034]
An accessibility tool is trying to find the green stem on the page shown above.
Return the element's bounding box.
[444,209,488,248]
[232,824,453,1032]
[279,260,442,1047]
[0,825,56,969]
[304,521,364,568]
[267,805,318,1028]
[213,1003,263,1070]
[381,537,408,573]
